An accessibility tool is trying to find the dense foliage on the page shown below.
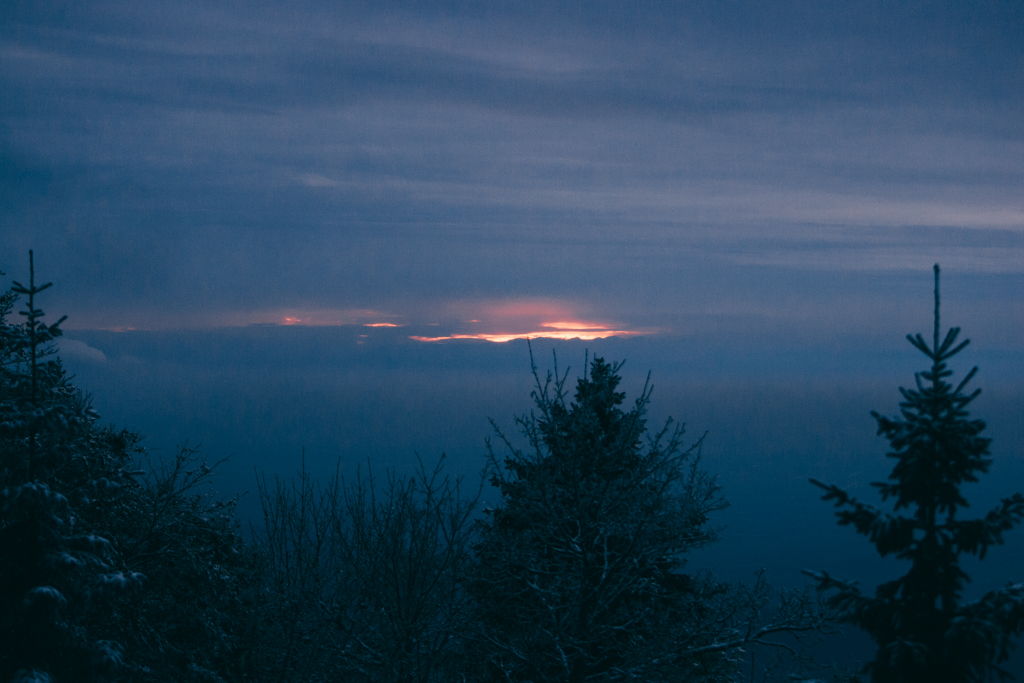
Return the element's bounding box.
[472,353,831,683]
[0,254,143,683]
[472,354,726,681]
[0,257,260,683]
[808,265,1024,682]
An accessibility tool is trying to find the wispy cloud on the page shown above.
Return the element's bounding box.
[62,309,399,331]
[407,299,652,343]
[58,339,107,363]
[2,0,1022,339]
[410,326,649,343]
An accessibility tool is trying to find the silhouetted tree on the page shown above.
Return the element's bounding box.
[807,265,1024,682]
[472,352,829,683]
[253,455,479,683]
[94,444,259,683]
[0,256,273,683]
[0,252,143,682]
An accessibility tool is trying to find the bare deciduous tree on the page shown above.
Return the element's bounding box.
[254,454,480,683]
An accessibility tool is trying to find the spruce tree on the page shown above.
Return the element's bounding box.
[471,352,743,682]
[807,265,1024,682]
[0,253,143,682]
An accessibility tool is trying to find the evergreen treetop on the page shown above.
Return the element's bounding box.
[473,351,831,682]
[472,352,726,681]
[0,252,143,683]
[807,265,1024,683]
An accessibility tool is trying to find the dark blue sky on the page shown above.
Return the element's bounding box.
[2,0,1022,342]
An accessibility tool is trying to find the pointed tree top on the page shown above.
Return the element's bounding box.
[933,263,940,352]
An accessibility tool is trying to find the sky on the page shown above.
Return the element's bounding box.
[3,2,1024,671]
[2,0,1023,343]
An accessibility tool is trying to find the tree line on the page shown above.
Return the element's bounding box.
[2,254,1023,683]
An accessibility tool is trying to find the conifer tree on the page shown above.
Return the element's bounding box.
[0,252,143,682]
[807,265,1024,682]
[471,353,725,682]
[472,352,831,682]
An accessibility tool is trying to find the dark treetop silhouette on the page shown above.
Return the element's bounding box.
[0,252,143,683]
[473,351,830,683]
[806,264,1024,683]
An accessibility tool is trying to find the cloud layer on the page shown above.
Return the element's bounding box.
[2,1,1022,338]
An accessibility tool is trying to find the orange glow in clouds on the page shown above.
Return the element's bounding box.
[541,321,612,331]
[409,299,651,343]
[267,309,394,327]
[264,310,399,327]
[410,320,649,343]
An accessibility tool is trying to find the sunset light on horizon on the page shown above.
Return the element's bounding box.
[409,319,651,343]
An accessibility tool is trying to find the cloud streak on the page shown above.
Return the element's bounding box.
[411,322,652,344]
[58,339,107,363]
[1,0,1022,339]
